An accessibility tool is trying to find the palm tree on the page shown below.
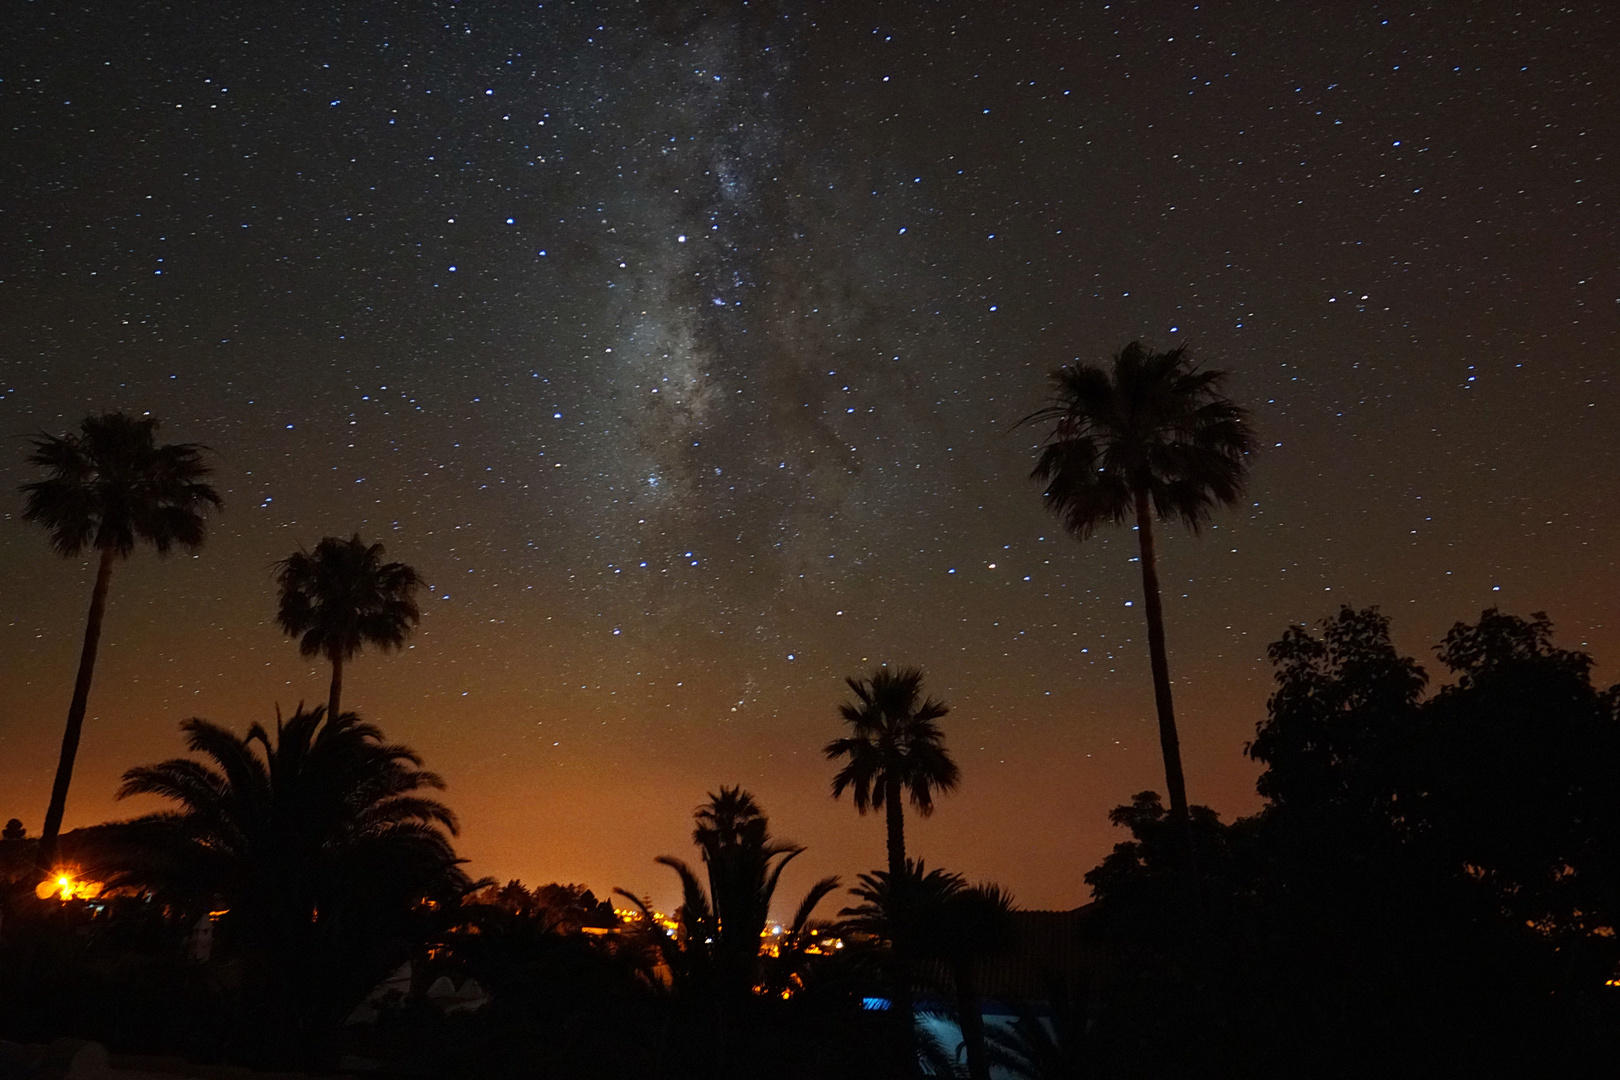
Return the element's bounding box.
[826,666,960,879]
[621,787,839,998]
[274,534,422,719]
[985,976,1090,1080]
[117,706,463,926]
[1023,342,1254,817]
[116,706,466,1065]
[616,787,839,1072]
[20,412,221,871]
[844,867,1015,1080]
[939,884,1018,1080]
[841,861,969,1078]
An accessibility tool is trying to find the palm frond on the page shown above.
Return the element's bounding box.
[1026,342,1255,538]
[274,534,421,664]
[21,414,219,558]
[831,666,959,824]
[788,874,843,936]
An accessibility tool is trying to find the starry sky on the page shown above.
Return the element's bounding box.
[1,0,1616,912]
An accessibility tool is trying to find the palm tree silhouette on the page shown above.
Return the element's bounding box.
[116,706,466,1064]
[826,666,960,878]
[616,787,839,1072]
[984,976,1090,1080]
[274,534,422,719]
[938,883,1018,1080]
[622,787,839,997]
[1023,342,1254,817]
[118,705,462,926]
[20,412,220,871]
[842,861,969,1078]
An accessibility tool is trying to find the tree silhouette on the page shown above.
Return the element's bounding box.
[939,883,1018,1080]
[468,879,618,933]
[116,706,466,1066]
[1248,605,1427,833]
[1023,343,1254,817]
[985,976,1091,1080]
[843,862,957,1078]
[826,666,960,878]
[20,412,221,871]
[274,534,422,719]
[1042,605,1620,1077]
[1423,609,1620,941]
[849,871,1018,1080]
[616,786,838,1074]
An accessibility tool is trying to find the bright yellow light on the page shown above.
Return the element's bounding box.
[35,870,103,901]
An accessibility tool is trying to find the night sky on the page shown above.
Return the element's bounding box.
[2,1,1616,912]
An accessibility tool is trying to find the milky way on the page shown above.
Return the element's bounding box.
[1,1,1615,910]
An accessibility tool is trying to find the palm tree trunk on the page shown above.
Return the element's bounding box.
[884,777,907,878]
[893,956,919,1079]
[1134,489,1189,818]
[327,653,344,719]
[954,962,991,1080]
[883,778,916,1077]
[38,546,117,874]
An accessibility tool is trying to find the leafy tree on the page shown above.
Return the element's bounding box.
[1234,606,1618,1075]
[1248,605,1428,836]
[20,412,221,871]
[1250,605,1620,941]
[1424,608,1620,942]
[468,879,618,934]
[274,534,422,719]
[1083,790,1248,961]
[826,666,960,878]
[1,820,23,841]
[1070,607,1620,1077]
[1024,343,1254,817]
[115,706,466,1066]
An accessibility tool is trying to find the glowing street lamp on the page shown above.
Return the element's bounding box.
[34,871,102,901]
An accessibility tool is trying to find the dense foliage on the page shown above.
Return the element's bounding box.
[5,573,1616,1077]
[1072,607,1620,1078]
[113,707,467,1065]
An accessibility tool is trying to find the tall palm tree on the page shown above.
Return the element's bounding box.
[826,666,960,878]
[274,534,422,719]
[1023,342,1254,817]
[116,706,467,1065]
[20,412,221,870]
